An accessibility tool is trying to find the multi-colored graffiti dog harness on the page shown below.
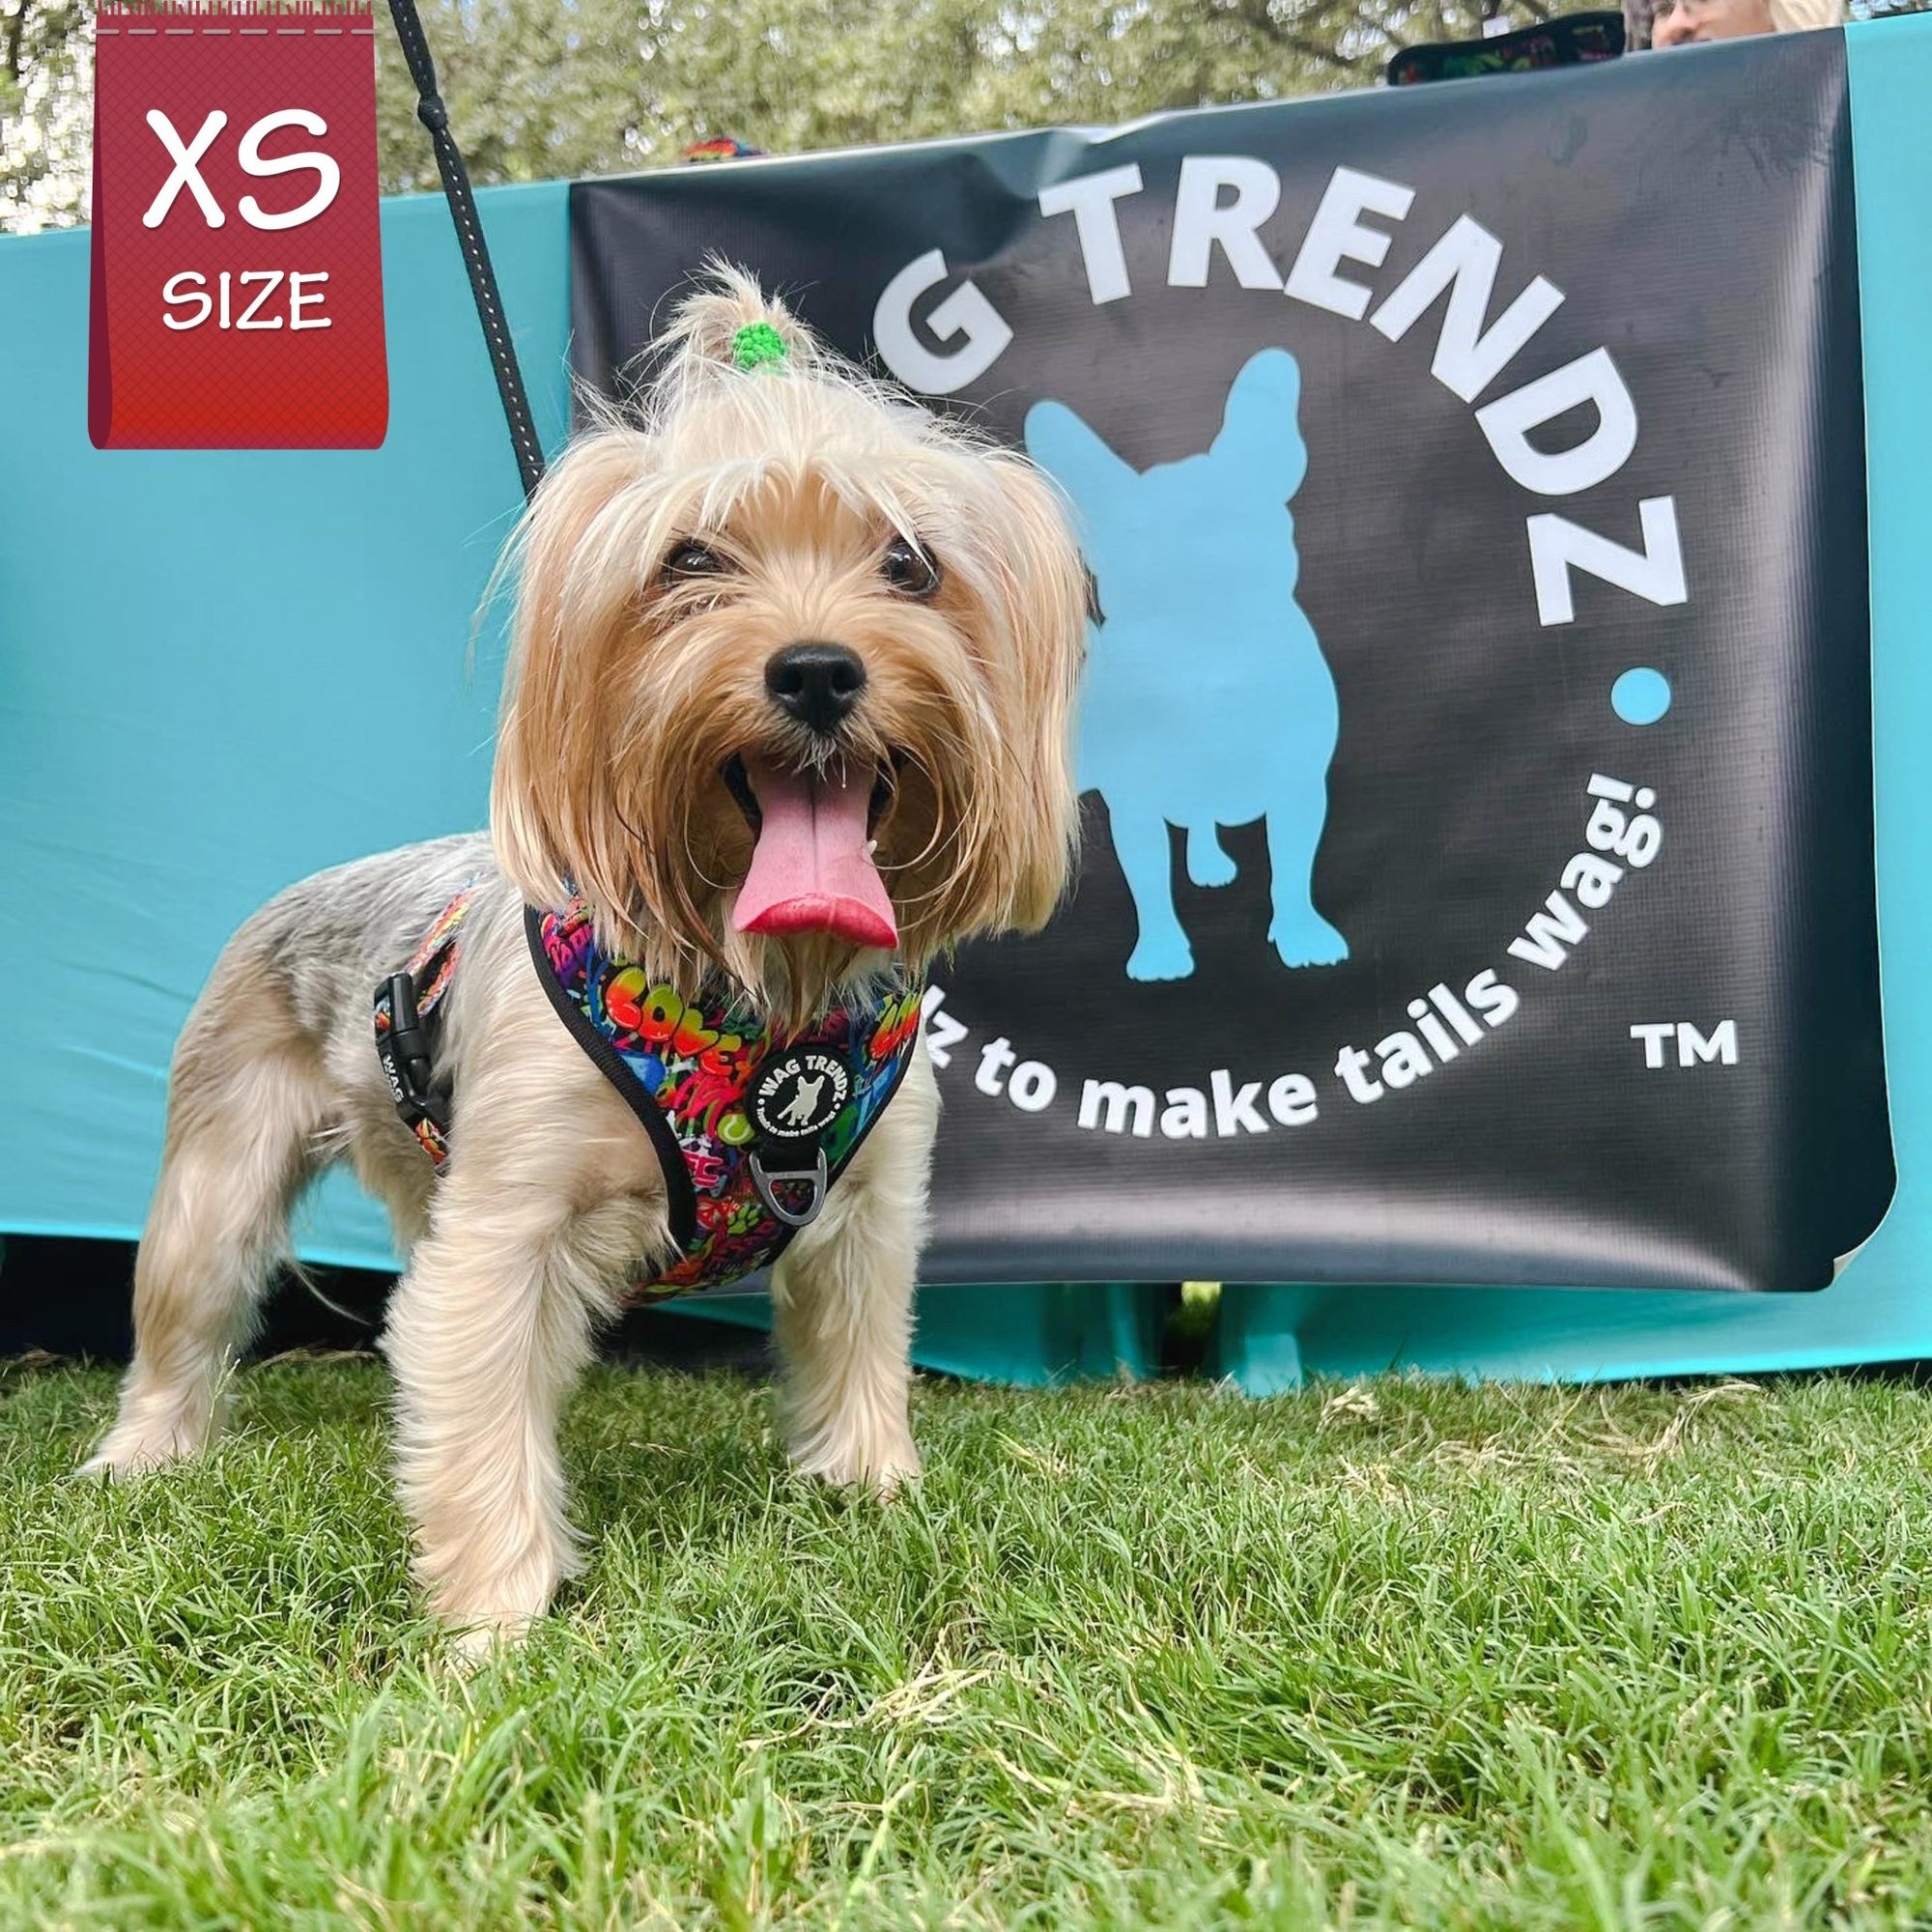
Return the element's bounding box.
[374,893,925,1299]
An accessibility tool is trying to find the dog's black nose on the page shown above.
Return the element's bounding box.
[765,642,867,734]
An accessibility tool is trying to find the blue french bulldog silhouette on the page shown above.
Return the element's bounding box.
[1024,348,1347,982]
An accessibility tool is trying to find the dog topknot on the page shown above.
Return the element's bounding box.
[658,264,823,380]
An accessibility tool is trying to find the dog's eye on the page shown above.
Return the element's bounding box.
[663,539,729,581]
[880,536,941,600]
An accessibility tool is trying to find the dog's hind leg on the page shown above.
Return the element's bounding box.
[1108,807,1194,981]
[1264,784,1348,968]
[83,951,332,1476]
[1185,823,1237,888]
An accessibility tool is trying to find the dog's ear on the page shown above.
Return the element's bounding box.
[1022,398,1137,523]
[980,450,1091,934]
[491,430,654,916]
[1208,349,1308,500]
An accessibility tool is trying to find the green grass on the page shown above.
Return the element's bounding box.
[4,1359,1932,1928]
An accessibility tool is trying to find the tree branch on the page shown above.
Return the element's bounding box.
[6,1,33,88]
[1229,0,1375,71]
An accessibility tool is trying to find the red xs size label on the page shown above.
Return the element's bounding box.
[89,6,387,450]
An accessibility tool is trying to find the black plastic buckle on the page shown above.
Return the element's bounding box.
[376,971,451,1133]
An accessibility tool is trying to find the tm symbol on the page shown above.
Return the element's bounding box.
[1630,1021,1738,1069]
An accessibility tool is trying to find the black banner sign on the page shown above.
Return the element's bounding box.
[570,33,1891,1291]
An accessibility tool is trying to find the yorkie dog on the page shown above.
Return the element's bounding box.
[84,272,1088,1647]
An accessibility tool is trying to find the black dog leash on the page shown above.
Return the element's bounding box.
[384,0,547,503]
[333,25,541,1324]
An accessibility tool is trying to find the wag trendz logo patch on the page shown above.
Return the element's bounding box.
[750,1050,852,1142]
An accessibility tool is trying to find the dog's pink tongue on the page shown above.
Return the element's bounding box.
[733,759,897,950]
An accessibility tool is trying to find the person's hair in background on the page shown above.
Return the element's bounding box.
[1627,0,1843,48]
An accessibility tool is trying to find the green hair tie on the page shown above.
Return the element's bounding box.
[731,322,788,372]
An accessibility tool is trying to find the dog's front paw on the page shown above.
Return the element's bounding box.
[443,1611,541,1668]
[866,1440,923,1497]
[78,1406,214,1479]
[790,1424,922,1496]
[1268,910,1348,969]
[1125,933,1196,981]
[415,1535,570,1651]
[1185,828,1238,889]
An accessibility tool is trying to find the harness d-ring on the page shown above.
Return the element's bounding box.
[748,1149,830,1229]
